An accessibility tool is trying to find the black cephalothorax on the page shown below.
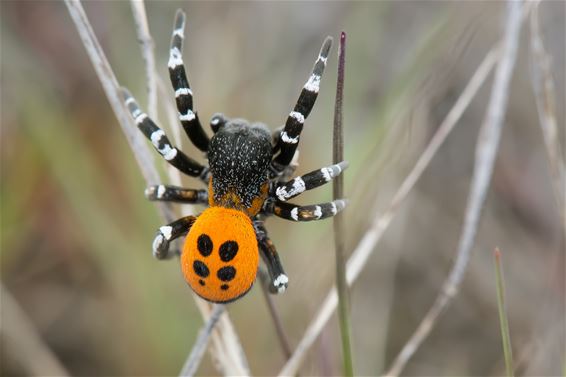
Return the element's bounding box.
[122,9,348,302]
[208,121,272,210]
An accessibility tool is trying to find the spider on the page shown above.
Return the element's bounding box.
[122,10,347,303]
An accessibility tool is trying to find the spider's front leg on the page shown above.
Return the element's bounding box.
[270,37,332,177]
[254,221,288,294]
[168,9,210,152]
[153,216,197,260]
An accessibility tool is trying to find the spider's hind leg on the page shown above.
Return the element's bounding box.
[153,215,197,260]
[145,185,208,204]
[254,221,288,294]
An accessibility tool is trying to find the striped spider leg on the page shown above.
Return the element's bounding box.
[122,88,208,183]
[145,185,208,204]
[144,184,208,259]
[257,161,348,292]
[273,161,348,201]
[121,7,348,303]
[168,9,210,153]
[263,161,349,222]
[123,10,217,260]
[268,200,347,222]
[270,37,333,177]
[254,221,288,294]
[152,216,197,260]
[121,88,209,259]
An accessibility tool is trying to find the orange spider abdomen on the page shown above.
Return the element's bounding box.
[181,207,259,303]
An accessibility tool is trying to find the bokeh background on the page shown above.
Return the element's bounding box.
[1,1,564,376]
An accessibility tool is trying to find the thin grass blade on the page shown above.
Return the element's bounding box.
[333,31,354,377]
[494,248,514,377]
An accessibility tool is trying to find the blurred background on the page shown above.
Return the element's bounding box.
[1,1,564,376]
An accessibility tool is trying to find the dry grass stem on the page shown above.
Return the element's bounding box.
[129,0,157,119]
[179,304,226,377]
[528,0,565,232]
[183,300,250,376]
[278,34,500,377]
[261,283,293,359]
[65,1,249,375]
[64,0,160,189]
[64,0,178,223]
[214,313,251,375]
[0,284,70,377]
[332,31,355,377]
[385,1,524,375]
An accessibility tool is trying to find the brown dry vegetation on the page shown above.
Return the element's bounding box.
[1,1,564,376]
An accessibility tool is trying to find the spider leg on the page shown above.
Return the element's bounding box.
[254,221,288,294]
[209,113,229,134]
[168,9,210,152]
[152,216,197,260]
[271,128,298,182]
[265,199,347,222]
[273,161,348,202]
[271,126,282,153]
[122,89,208,181]
[270,37,332,176]
[145,185,208,204]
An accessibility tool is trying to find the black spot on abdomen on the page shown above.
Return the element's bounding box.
[197,234,213,256]
[217,266,236,281]
[193,260,210,278]
[219,241,239,262]
[220,284,229,290]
